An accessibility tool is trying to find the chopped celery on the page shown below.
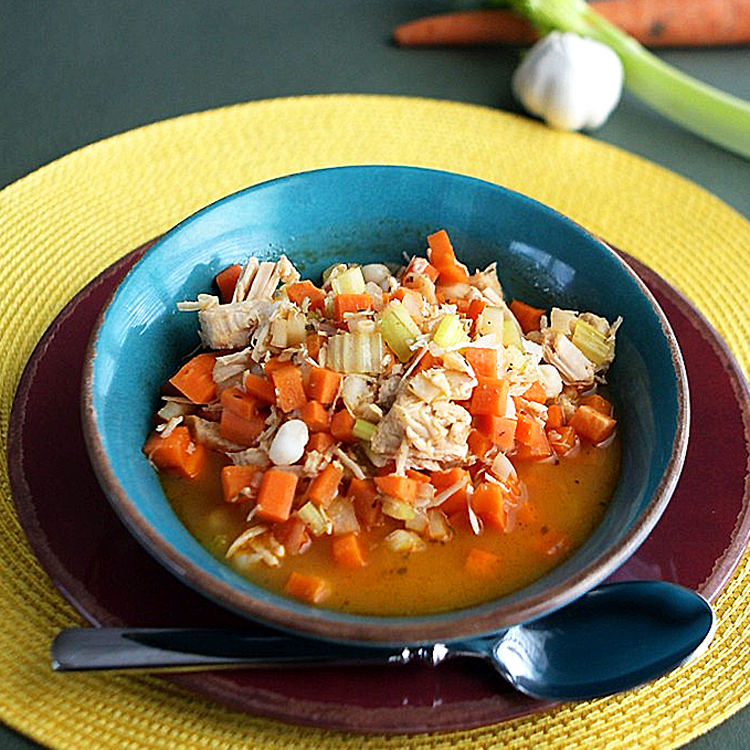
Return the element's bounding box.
[384,529,426,553]
[433,313,469,348]
[503,316,523,349]
[353,418,377,442]
[382,496,416,521]
[327,332,384,374]
[331,266,366,295]
[572,319,611,365]
[476,306,505,338]
[297,502,331,537]
[378,300,421,362]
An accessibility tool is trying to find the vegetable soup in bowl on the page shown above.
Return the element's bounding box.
[82,165,688,644]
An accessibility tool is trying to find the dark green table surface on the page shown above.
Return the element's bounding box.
[2,2,749,748]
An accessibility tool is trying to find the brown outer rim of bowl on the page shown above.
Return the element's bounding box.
[80,235,690,646]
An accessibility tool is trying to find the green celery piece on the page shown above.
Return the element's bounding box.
[332,266,366,295]
[353,418,377,442]
[571,319,610,365]
[433,313,469,348]
[379,300,421,362]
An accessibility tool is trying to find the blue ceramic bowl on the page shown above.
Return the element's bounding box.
[82,165,689,644]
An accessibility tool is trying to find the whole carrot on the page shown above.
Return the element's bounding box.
[393,0,750,48]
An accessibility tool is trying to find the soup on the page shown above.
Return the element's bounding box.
[143,229,623,615]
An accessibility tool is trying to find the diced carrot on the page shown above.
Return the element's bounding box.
[347,478,382,528]
[403,255,440,283]
[430,467,470,515]
[270,364,307,413]
[263,357,288,376]
[256,468,298,523]
[274,517,311,555]
[332,293,373,322]
[219,408,266,446]
[300,400,330,432]
[510,299,546,334]
[464,547,501,576]
[580,393,614,416]
[306,366,342,405]
[546,403,565,430]
[286,280,325,311]
[243,372,276,404]
[427,229,470,283]
[405,469,431,484]
[469,377,510,417]
[330,409,356,443]
[514,413,552,459]
[374,473,419,502]
[220,387,259,420]
[466,298,487,323]
[447,508,472,532]
[521,381,548,404]
[306,431,336,453]
[468,428,495,458]
[305,332,325,362]
[221,464,262,503]
[332,532,366,568]
[547,425,578,456]
[471,482,507,531]
[430,467,469,489]
[308,463,344,508]
[464,347,498,378]
[347,477,379,504]
[474,414,517,451]
[169,353,218,404]
[284,571,330,604]
[215,263,242,304]
[143,426,207,479]
[569,405,617,444]
[413,350,440,374]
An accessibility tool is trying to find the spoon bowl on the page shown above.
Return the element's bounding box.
[51,581,714,701]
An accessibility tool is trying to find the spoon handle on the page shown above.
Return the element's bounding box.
[51,627,452,672]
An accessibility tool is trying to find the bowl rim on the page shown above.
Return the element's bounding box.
[81,165,690,644]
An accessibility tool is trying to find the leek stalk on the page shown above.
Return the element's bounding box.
[504,0,750,158]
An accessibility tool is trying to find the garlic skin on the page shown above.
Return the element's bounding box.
[512,31,624,132]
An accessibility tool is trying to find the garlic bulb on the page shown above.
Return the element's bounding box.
[512,31,624,132]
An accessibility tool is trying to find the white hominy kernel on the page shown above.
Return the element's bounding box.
[268,419,309,466]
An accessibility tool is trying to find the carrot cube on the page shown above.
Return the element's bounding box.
[143,426,207,479]
[169,353,218,404]
[374,474,419,503]
[509,299,545,334]
[475,414,516,452]
[243,372,276,404]
[219,408,265,446]
[300,400,330,433]
[464,548,501,576]
[471,482,507,531]
[330,409,356,443]
[286,280,325,311]
[284,571,330,604]
[220,387,259,420]
[215,263,242,304]
[270,364,307,413]
[470,377,510,416]
[332,533,366,568]
[569,405,617,444]
[464,347,498,378]
[221,464,262,502]
[306,431,336,454]
[306,367,342,405]
[308,463,344,508]
[256,468,298,523]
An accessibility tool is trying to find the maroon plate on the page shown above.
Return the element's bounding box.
[7,244,750,734]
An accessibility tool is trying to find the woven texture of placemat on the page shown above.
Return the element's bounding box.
[1,94,750,750]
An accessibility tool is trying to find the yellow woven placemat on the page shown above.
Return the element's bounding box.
[2,94,750,750]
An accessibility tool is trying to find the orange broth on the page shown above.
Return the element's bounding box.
[161,436,620,616]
